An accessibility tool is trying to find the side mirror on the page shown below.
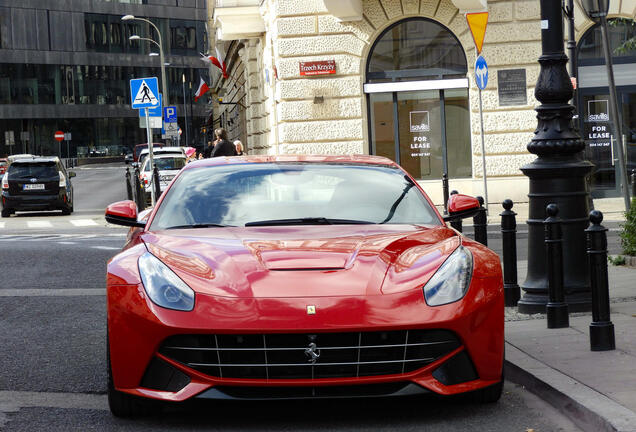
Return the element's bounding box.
[443,194,481,221]
[68,171,76,178]
[105,200,146,228]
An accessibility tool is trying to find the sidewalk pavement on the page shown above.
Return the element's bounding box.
[505,261,636,432]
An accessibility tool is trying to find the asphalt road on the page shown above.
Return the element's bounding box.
[0,162,595,430]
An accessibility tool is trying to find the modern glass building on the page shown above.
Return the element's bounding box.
[0,0,210,158]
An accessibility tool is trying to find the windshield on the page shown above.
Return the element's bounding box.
[9,162,57,178]
[150,163,440,229]
[144,157,186,172]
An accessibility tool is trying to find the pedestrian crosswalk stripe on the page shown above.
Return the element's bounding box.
[26,221,53,228]
[70,219,99,227]
[0,222,4,229]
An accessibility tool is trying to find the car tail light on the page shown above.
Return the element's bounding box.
[1,173,8,190]
[59,171,66,188]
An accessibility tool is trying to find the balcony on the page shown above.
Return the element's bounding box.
[214,0,265,41]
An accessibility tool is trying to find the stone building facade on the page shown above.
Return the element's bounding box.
[210,0,636,205]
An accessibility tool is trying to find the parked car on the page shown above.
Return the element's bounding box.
[139,153,186,202]
[1,156,75,217]
[133,143,164,163]
[124,153,133,164]
[0,158,7,175]
[104,155,504,417]
[137,146,185,169]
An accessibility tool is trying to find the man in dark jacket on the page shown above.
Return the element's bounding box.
[209,128,237,157]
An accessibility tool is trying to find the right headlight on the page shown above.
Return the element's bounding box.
[423,246,473,306]
[138,252,195,311]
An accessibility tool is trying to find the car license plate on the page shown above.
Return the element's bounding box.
[23,184,45,190]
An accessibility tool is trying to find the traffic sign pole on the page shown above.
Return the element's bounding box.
[145,107,155,206]
[475,55,489,209]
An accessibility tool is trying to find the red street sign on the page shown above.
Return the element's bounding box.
[299,60,336,76]
[54,131,64,141]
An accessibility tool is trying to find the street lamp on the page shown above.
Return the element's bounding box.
[580,0,631,211]
[518,0,594,314]
[122,15,169,107]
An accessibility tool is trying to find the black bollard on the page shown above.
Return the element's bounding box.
[449,190,463,233]
[125,168,133,201]
[473,196,488,246]
[501,199,520,307]
[545,204,569,328]
[133,167,144,211]
[586,210,615,351]
[631,169,636,198]
[152,165,161,203]
[442,173,450,215]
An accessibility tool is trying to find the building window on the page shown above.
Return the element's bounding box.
[365,18,471,181]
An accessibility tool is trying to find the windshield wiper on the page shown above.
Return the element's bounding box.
[166,223,234,229]
[245,217,374,227]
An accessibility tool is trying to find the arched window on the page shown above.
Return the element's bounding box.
[365,18,471,181]
[578,18,636,65]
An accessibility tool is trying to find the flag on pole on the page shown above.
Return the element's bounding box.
[201,47,228,79]
[194,77,209,102]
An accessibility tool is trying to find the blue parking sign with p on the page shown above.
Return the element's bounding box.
[164,106,177,123]
[130,77,160,109]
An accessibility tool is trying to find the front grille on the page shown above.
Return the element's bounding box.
[159,330,461,380]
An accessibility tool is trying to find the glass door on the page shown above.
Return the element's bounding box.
[580,87,636,197]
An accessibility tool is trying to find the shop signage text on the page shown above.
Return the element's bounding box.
[299,60,336,76]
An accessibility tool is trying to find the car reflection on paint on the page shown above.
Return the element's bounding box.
[104,155,504,417]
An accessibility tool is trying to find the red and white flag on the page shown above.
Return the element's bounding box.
[194,77,209,102]
[201,47,228,79]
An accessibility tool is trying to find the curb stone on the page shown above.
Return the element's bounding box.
[504,343,636,432]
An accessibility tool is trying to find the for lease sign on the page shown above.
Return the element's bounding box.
[299,60,336,76]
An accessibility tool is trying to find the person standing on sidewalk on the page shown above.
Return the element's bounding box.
[209,128,237,157]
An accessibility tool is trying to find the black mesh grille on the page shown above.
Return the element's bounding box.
[159,330,461,380]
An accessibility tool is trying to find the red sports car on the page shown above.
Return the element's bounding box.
[105,155,504,417]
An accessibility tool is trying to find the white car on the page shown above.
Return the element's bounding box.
[139,153,187,200]
[137,146,185,169]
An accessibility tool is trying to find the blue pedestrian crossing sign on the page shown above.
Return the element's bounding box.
[475,56,488,90]
[130,77,160,109]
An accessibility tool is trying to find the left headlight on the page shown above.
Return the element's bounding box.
[138,252,195,311]
[423,246,473,307]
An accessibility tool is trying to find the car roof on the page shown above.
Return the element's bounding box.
[139,147,184,155]
[9,155,59,164]
[183,155,398,170]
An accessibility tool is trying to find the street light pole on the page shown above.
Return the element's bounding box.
[518,0,594,314]
[122,15,169,107]
[182,74,189,147]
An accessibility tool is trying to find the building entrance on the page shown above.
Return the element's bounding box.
[365,18,471,181]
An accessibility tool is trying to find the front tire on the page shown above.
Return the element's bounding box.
[1,208,12,218]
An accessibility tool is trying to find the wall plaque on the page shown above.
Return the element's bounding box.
[299,60,336,76]
[497,69,527,106]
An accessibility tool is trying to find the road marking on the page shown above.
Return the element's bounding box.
[0,288,106,297]
[0,222,4,229]
[25,221,53,228]
[69,219,99,227]
[0,390,108,411]
[92,246,121,251]
[57,241,77,245]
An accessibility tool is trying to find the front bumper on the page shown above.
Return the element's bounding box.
[1,191,69,211]
[108,275,504,403]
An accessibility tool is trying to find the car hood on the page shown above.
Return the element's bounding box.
[139,225,460,299]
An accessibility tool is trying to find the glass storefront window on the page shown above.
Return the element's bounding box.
[366,19,471,180]
[367,18,467,83]
[579,18,636,63]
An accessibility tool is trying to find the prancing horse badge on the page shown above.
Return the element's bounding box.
[306,305,316,315]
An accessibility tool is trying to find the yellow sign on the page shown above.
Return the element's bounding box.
[466,12,489,54]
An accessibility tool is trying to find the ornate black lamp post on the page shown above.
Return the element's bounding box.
[518,0,594,314]
[580,0,631,211]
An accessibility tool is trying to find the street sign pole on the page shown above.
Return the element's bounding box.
[145,107,155,206]
[478,86,488,210]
